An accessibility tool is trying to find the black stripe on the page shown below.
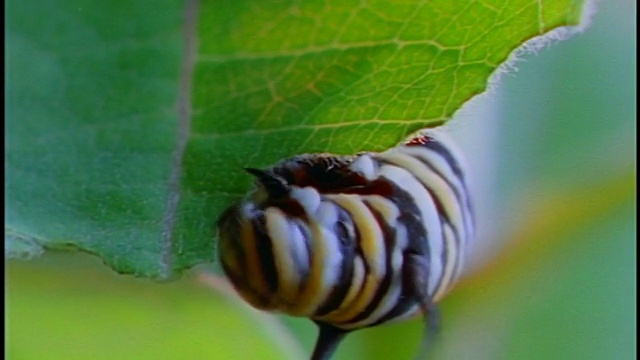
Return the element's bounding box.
[422,141,465,182]
[368,174,431,325]
[223,263,271,309]
[340,202,395,325]
[344,215,368,311]
[371,248,424,326]
[373,166,430,257]
[392,161,457,296]
[421,141,475,223]
[407,147,472,276]
[410,141,473,299]
[217,205,248,278]
[252,214,279,294]
[410,147,472,225]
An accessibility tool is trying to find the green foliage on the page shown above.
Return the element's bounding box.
[7,256,301,360]
[6,1,184,276]
[6,0,585,277]
[7,1,636,359]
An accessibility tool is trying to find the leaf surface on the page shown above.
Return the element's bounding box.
[6,0,586,276]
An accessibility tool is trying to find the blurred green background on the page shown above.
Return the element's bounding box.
[7,0,635,359]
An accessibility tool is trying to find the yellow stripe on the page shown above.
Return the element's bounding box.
[362,195,399,226]
[264,207,298,305]
[322,194,385,324]
[336,196,404,328]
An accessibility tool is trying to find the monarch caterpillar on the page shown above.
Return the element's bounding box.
[217,127,474,359]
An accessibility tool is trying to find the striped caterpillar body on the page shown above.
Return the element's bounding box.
[216,127,474,359]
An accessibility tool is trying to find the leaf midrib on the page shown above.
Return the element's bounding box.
[160,0,198,280]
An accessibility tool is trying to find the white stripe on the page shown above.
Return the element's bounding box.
[310,201,344,309]
[288,219,311,278]
[433,223,458,303]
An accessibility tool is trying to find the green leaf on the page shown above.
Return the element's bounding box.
[6,1,184,277]
[176,0,587,274]
[6,0,586,277]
